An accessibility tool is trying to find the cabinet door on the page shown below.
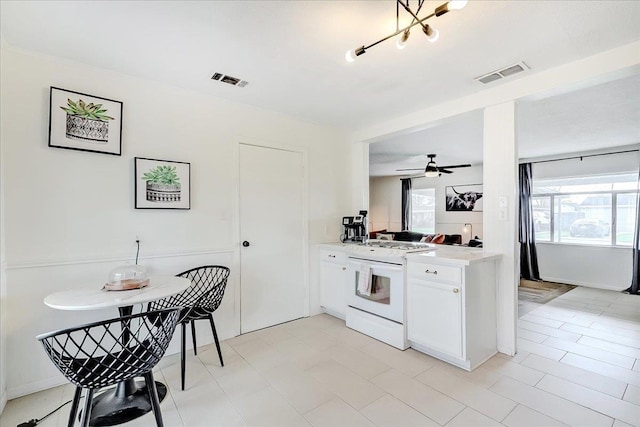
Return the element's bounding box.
[320,261,346,318]
[407,279,463,359]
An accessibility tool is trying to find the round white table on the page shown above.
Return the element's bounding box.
[44,275,191,426]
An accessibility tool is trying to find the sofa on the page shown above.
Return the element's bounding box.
[369,230,463,245]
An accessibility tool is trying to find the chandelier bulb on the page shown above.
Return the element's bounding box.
[396,30,410,50]
[345,49,356,62]
[423,25,440,43]
[448,0,468,10]
[427,27,439,43]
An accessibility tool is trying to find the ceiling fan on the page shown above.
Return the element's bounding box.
[396,154,471,178]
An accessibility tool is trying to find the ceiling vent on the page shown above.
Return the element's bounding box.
[475,61,529,84]
[211,72,249,88]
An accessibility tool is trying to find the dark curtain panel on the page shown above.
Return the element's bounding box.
[401,178,412,231]
[519,163,541,281]
[625,167,640,295]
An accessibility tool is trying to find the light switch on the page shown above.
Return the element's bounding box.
[499,196,508,208]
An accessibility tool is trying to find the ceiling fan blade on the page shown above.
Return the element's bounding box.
[396,168,425,171]
[438,169,453,174]
[439,164,472,169]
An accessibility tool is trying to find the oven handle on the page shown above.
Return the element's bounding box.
[347,259,404,273]
[347,256,402,269]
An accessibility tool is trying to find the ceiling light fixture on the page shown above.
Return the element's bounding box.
[346,0,467,61]
[425,158,440,177]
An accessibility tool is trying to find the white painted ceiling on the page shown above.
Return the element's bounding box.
[1,0,640,134]
[369,74,640,176]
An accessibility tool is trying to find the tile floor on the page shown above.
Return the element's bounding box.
[1,286,639,427]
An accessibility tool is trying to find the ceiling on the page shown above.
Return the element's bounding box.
[370,74,640,176]
[1,1,639,132]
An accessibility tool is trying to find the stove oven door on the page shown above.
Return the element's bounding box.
[346,258,404,323]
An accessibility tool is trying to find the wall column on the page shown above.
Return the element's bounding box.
[483,101,519,356]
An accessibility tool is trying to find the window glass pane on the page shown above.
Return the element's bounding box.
[554,193,612,245]
[411,188,435,234]
[616,193,638,246]
[532,196,551,241]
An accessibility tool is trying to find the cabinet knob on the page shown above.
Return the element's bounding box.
[328,254,336,258]
[425,269,438,275]
[342,267,346,271]
[453,288,459,293]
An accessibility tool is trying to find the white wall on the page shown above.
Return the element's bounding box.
[538,244,632,290]
[369,177,401,232]
[0,46,351,398]
[369,165,484,241]
[0,60,7,413]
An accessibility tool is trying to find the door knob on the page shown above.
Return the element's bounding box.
[242,241,250,247]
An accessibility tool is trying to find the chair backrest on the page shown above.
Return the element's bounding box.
[37,308,180,389]
[148,266,230,320]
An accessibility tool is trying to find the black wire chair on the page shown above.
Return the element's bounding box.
[148,265,230,390]
[37,308,180,427]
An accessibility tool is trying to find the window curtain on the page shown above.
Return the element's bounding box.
[401,178,412,231]
[519,163,541,281]
[625,167,640,295]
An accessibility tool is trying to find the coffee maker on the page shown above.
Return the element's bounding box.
[342,210,368,243]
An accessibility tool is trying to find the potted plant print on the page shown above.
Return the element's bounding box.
[142,165,182,202]
[60,98,114,143]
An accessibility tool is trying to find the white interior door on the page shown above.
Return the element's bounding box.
[239,144,305,333]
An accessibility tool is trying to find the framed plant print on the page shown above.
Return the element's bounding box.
[445,184,483,212]
[135,157,191,210]
[49,87,123,156]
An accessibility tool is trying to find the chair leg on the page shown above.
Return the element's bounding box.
[191,320,198,356]
[181,321,187,390]
[144,371,164,427]
[79,389,94,427]
[208,314,224,367]
[67,386,82,427]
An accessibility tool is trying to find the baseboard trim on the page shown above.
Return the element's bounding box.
[0,389,7,416]
[497,345,515,356]
[7,376,67,400]
[540,276,625,292]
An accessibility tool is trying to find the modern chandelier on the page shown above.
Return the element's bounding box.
[346,0,468,62]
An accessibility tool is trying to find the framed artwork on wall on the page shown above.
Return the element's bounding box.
[445,184,483,212]
[135,157,191,210]
[48,87,123,156]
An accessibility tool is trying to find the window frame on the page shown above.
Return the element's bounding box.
[532,187,637,248]
[410,187,436,234]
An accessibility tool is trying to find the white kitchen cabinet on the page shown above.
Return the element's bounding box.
[408,277,463,359]
[407,255,497,371]
[319,247,347,319]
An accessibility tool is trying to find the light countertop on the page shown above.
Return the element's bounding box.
[318,242,501,266]
[406,246,501,266]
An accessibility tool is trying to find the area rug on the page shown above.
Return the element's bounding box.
[518,279,577,316]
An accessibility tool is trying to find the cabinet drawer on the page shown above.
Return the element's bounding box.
[407,262,462,284]
[320,249,346,263]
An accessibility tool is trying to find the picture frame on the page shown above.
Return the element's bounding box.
[49,87,123,156]
[135,157,191,210]
[445,184,483,212]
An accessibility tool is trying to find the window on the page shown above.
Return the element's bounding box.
[532,173,638,247]
[411,188,435,234]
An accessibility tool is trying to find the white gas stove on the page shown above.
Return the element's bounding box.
[344,240,435,349]
[345,240,436,263]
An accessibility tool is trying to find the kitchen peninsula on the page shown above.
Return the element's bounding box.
[319,242,500,371]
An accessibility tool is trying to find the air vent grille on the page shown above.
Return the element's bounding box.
[475,61,529,84]
[211,72,249,88]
